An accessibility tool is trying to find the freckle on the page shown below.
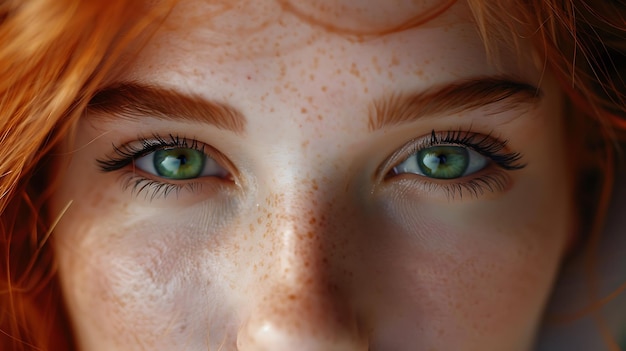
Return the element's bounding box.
[364,87,369,93]
[317,114,323,120]
[349,62,360,77]
[270,107,275,112]
[321,86,327,92]
[301,107,307,113]
[274,86,282,93]
[390,55,400,67]
[309,74,315,81]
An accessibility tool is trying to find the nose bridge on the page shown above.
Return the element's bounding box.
[237,177,367,350]
[258,176,341,303]
[272,179,331,284]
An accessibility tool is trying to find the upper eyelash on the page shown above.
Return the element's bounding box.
[99,130,522,201]
[96,134,205,172]
[380,128,525,199]
[422,129,525,171]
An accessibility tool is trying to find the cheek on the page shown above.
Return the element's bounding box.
[51,204,240,350]
[364,191,570,347]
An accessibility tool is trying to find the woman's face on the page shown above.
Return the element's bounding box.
[50,1,573,350]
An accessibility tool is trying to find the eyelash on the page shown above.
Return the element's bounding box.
[385,129,526,199]
[97,134,215,199]
[97,130,524,200]
[425,129,524,170]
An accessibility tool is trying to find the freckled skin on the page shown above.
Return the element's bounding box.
[50,1,573,350]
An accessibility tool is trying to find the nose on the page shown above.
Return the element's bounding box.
[236,189,368,351]
[237,284,368,351]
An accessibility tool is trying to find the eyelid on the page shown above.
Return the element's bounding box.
[392,147,488,178]
[96,135,243,200]
[98,134,240,181]
[133,149,228,180]
[376,136,426,182]
[376,130,523,183]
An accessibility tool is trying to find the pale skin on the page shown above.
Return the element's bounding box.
[50,0,574,350]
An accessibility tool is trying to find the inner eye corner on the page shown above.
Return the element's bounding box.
[376,154,404,183]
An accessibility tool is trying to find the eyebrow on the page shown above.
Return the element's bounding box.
[368,77,543,131]
[87,83,246,133]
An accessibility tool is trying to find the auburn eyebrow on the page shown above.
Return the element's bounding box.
[87,83,246,134]
[368,77,543,131]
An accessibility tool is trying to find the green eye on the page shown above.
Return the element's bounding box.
[418,146,469,179]
[134,147,228,180]
[393,145,488,179]
[153,148,205,179]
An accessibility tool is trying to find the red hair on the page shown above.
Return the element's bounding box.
[0,0,624,350]
[468,2,626,349]
[0,0,173,349]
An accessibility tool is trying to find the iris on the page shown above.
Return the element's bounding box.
[417,146,469,179]
[153,148,206,179]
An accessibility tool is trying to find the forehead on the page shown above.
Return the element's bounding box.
[124,0,488,69]
[118,0,540,139]
[125,0,502,80]
[159,0,468,40]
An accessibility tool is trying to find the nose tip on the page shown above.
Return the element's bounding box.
[236,287,368,351]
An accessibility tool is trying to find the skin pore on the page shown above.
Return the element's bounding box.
[49,0,574,350]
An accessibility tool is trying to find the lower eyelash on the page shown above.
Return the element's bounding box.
[383,128,524,199]
[397,171,509,200]
[97,133,217,200]
[441,172,508,200]
[119,172,204,200]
